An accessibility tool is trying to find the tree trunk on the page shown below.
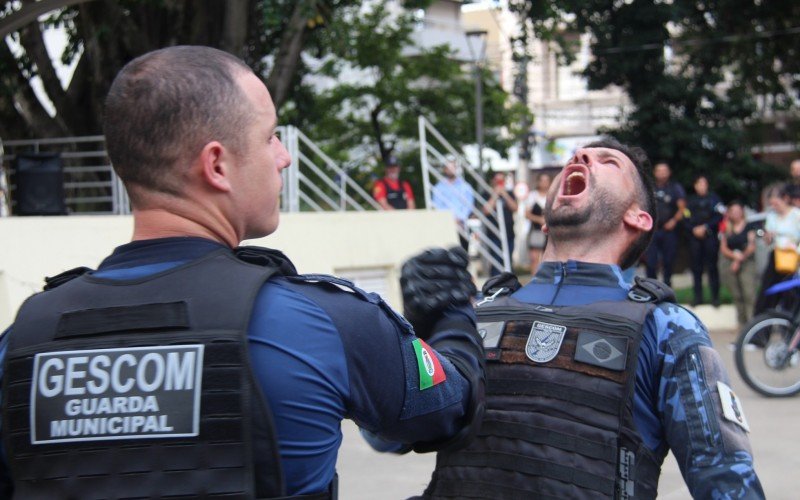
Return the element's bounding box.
[221,0,249,58]
[266,0,312,110]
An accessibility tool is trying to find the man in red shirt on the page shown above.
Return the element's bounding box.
[373,156,415,210]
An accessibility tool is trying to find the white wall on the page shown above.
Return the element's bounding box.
[0,211,459,327]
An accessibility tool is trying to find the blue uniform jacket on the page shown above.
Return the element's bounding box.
[512,260,764,498]
[0,237,479,496]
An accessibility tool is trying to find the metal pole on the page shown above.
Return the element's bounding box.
[339,169,346,211]
[466,30,488,173]
[287,126,300,212]
[419,116,433,210]
[476,64,483,173]
[496,198,511,272]
[0,138,8,217]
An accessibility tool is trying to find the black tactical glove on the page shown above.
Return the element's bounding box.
[400,246,477,339]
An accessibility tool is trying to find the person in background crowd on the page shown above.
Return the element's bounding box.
[414,138,764,499]
[0,46,484,499]
[720,201,758,327]
[685,175,724,306]
[645,162,686,287]
[432,158,474,252]
[754,183,800,315]
[524,173,551,275]
[481,171,518,277]
[373,156,415,210]
[788,159,800,207]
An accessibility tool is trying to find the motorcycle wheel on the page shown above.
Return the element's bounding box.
[735,312,800,397]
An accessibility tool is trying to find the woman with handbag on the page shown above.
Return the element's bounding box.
[524,173,551,275]
[754,183,800,315]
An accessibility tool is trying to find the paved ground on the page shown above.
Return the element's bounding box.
[335,328,800,499]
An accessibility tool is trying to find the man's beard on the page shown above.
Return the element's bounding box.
[544,184,628,240]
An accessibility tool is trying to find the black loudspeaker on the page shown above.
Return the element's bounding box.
[12,152,67,215]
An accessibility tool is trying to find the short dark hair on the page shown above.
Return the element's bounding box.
[104,46,254,200]
[583,137,656,270]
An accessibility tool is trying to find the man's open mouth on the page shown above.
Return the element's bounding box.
[562,168,588,196]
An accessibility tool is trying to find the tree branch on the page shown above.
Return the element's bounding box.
[0,38,68,137]
[221,0,249,58]
[17,9,86,133]
[370,103,388,162]
[265,0,312,110]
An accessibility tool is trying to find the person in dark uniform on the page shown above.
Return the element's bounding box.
[0,46,484,499]
[645,161,686,286]
[373,156,416,210]
[685,175,724,306]
[385,138,764,499]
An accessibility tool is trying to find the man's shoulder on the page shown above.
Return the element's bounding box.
[648,302,711,347]
[260,275,413,346]
[265,274,402,322]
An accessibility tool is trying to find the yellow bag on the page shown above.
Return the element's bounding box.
[774,248,799,274]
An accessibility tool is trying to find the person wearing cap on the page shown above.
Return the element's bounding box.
[373,156,416,210]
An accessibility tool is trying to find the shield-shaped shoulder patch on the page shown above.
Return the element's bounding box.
[525,321,567,363]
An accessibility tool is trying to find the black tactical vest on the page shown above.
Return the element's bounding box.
[424,278,670,499]
[1,247,312,499]
[379,179,409,209]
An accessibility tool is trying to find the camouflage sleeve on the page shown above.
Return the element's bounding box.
[653,304,765,499]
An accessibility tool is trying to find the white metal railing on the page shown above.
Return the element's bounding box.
[0,136,130,215]
[1,127,384,217]
[0,138,9,217]
[279,126,381,213]
[418,116,511,273]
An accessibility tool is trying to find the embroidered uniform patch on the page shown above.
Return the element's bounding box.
[525,321,567,363]
[30,345,204,444]
[574,331,627,371]
[412,339,446,390]
[717,381,750,432]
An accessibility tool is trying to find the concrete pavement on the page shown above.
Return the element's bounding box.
[335,327,800,499]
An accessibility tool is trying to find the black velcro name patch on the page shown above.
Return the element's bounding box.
[31,345,204,444]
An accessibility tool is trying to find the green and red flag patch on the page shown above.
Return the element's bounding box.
[412,339,446,390]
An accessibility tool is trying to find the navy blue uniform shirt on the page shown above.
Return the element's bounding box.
[0,237,479,495]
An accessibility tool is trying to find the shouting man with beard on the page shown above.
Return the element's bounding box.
[417,139,764,499]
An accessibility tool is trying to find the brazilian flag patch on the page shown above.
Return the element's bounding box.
[412,339,447,390]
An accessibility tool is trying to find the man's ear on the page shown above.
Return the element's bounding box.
[624,206,653,232]
[199,141,232,192]
[542,223,549,235]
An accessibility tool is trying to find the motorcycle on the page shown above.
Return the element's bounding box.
[735,274,800,397]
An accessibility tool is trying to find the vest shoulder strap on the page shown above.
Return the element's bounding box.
[43,266,92,290]
[480,272,521,297]
[627,276,676,304]
[234,245,298,276]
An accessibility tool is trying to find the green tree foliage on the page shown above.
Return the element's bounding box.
[0,0,358,139]
[282,0,530,202]
[510,0,798,204]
